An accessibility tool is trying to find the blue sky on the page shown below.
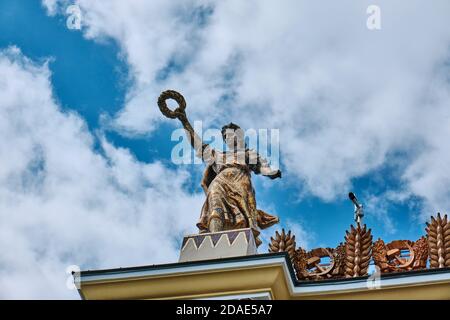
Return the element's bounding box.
[1,1,449,298]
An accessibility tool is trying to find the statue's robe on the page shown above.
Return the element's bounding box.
[196,147,279,246]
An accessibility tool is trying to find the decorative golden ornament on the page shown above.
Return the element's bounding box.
[291,244,346,280]
[426,213,450,268]
[331,243,346,277]
[268,229,296,264]
[304,247,335,279]
[411,236,428,270]
[372,238,390,272]
[372,237,429,273]
[386,240,415,269]
[267,212,448,282]
[294,247,310,280]
[344,223,372,277]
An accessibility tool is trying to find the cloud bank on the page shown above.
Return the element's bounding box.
[0,47,202,298]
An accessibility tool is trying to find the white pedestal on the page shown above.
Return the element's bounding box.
[179,228,258,262]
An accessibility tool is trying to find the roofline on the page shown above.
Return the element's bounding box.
[78,252,450,288]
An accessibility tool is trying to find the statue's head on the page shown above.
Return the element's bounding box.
[221,122,245,150]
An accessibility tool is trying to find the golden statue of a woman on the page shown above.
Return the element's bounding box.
[158,90,280,246]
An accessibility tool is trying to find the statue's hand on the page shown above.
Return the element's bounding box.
[269,170,281,180]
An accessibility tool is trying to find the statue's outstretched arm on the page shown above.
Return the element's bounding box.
[158,90,211,161]
[248,149,281,179]
[178,113,209,159]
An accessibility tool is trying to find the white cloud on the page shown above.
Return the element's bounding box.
[41,0,59,15]
[43,0,450,218]
[365,194,397,235]
[0,47,203,299]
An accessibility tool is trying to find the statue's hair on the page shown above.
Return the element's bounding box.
[221,122,241,137]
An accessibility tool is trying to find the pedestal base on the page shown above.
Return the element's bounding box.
[179,228,258,262]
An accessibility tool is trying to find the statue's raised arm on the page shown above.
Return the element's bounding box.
[157,90,210,161]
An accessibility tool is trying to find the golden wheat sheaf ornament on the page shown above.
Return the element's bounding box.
[268,229,296,263]
[344,224,372,277]
[426,213,450,268]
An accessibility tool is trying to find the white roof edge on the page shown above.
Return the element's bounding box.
[79,256,450,296]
